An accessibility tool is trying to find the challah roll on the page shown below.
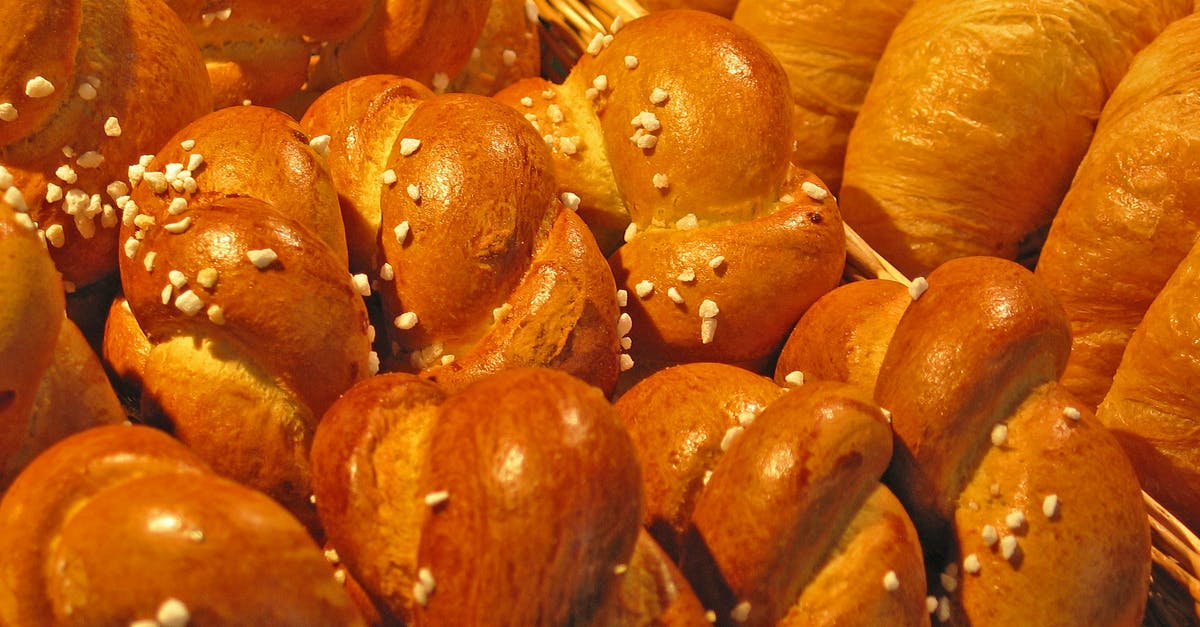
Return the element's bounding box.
[1036,11,1200,410]
[112,106,371,529]
[304,85,622,394]
[0,0,212,289]
[617,363,929,626]
[0,198,124,492]
[839,0,1190,277]
[163,0,371,108]
[0,425,363,625]
[311,368,643,625]
[1097,236,1200,533]
[779,257,1151,625]
[496,10,846,376]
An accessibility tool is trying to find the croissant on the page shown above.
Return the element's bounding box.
[110,105,372,529]
[0,0,212,289]
[495,10,846,376]
[0,425,363,624]
[838,0,1191,277]
[1097,236,1200,533]
[733,0,914,191]
[616,363,928,625]
[778,257,1150,625]
[0,196,125,491]
[310,368,643,625]
[1036,12,1200,410]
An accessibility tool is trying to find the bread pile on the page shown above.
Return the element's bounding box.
[2,1,1200,625]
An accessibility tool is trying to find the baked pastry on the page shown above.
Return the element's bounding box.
[0,196,125,492]
[642,0,738,17]
[111,105,371,529]
[0,0,212,290]
[163,0,372,108]
[1036,12,1200,410]
[1096,236,1200,532]
[495,10,846,375]
[309,0,492,95]
[449,0,543,95]
[310,368,643,625]
[0,424,363,625]
[732,0,914,191]
[838,0,1191,277]
[303,85,622,395]
[616,363,928,625]
[778,257,1151,625]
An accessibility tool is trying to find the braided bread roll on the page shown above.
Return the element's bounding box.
[0,199,124,491]
[304,84,622,394]
[113,106,371,529]
[495,10,845,373]
[0,0,212,289]
[309,0,491,95]
[1036,12,1200,410]
[0,425,363,625]
[163,0,371,108]
[449,0,543,95]
[1097,237,1200,532]
[311,368,643,625]
[617,363,929,626]
[733,0,914,191]
[839,0,1190,277]
[778,257,1150,625]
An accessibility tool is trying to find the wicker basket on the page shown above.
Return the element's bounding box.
[533,2,1200,623]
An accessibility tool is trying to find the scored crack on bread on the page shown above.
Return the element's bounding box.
[496,10,846,375]
[111,106,371,531]
[1097,236,1200,533]
[163,0,372,108]
[306,85,622,394]
[779,256,1151,625]
[617,364,928,625]
[0,0,213,289]
[0,198,124,492]
[838,0,1192,277]
[0,425,364,625]
[311,368,643,625]
[1036,12,1200,411]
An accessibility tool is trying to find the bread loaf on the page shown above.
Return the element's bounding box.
[839,0,1190,277]
[1036,12,1200,410]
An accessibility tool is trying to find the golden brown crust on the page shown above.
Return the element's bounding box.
[310,0,491,93]
[312,368,643,625]
[496,11,846,374]
[642,0,739,18]
[614,362,786,557]
[101,296,151,396]
[450,0,542,96]
[115,107,371,527]
[416,368,642,626]
[0,0,212,287]
[871,257,1149,625]
[1036,13,1200,410]
[0,425,363,625]
[839,0,1190,277]
[1098,237,1200,531]
[774,279,909,389]
[164,0,372,108]
[300,75,434,274]
[594,529,711,626]
[733,0,914,191]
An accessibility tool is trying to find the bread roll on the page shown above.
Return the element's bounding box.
[0,425,363,625]
[449,0,543,95]
[311,368,643,625]
[0,0,212,288]
[780,257,1151,625]
[1036,12,1200,410]
[839,0,1190,277]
